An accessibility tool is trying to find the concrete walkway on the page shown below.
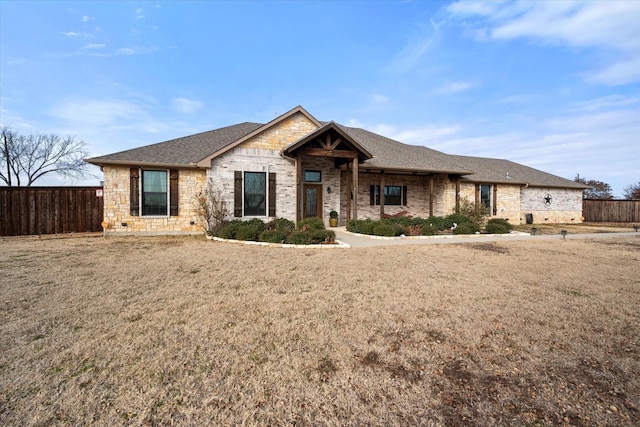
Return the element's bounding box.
[333,227,639,248]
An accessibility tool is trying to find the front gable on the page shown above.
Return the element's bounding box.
[196,106,321,167]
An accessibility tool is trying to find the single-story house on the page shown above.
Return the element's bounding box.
[86,105,589,234]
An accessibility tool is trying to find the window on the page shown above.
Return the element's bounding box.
[371,185,404,206]
[304,170,321,182]
[234,171,276,217]
[143,170,168,216]
[480,184,491,209]
[130,168,178,217]
[244,172,266,216]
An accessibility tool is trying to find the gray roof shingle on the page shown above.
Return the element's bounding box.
[86,115,585,189]
[86,122,262,166]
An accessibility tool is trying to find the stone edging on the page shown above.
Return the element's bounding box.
[340,230,530,240]
[207,235,351,249]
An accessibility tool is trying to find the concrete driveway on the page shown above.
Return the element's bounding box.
[332,227,639,248]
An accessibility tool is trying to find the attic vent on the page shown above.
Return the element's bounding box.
[506,172,511,179]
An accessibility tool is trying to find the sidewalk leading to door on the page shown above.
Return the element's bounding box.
[332,227,639,248]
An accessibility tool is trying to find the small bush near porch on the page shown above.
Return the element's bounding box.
[214,217,335,244]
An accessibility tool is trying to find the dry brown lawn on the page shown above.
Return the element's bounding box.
[1,233,639,426]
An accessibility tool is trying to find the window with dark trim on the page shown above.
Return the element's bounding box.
[234,171,276,217]
[480,184,491,209]
[371,185,405,206]
[304,170,321,182]
[244,172,266,216]
[130,168,178,217]
[142,170,168,216]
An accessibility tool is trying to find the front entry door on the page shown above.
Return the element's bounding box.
[303,184,323,219]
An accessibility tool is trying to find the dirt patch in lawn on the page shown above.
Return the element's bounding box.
[1,234,639,426]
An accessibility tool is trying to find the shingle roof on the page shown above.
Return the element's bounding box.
[337,125,473,175]
[86,111,585,189]
[86,122,262,167]
[448,155,589,189]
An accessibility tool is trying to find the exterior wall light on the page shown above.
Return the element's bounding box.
[561,230,567,239]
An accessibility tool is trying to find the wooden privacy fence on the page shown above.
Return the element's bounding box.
[0,187,104,236]
[582,199,640,222]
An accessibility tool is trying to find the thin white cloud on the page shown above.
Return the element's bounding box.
[81,15,92,22]
[370,93,389,104]
[386,20,441,73]
[61,31,80,37]
[135,8,145,19]
[447,0,640,85]
[172,98,203,114]
[81,43,106,50]
[433,81,476,94]
[368,122,462,146]
[88,45,157,57]
[569,94,640,113]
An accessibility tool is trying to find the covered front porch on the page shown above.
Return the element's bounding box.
[283,122,372,225]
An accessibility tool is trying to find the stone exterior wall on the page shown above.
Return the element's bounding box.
[342,173,451,222]
[459,183,522,225]
[242,112,318,150]
[521,187,584,224]
[209,112,321,223]
[102,166,206,235]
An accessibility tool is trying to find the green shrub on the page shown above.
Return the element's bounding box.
[234,219,266,241]
[309,229,335,244]
[458,198,490,227]
[443,213,473,229]
[372,222,395,237]
[266,218,295,232]
[426,216,445,230]
[285,230,313,245]
[297,217,325,231]
[347,219,375,235]
[217,220,242,239]
[421,223,439,235]
[486,218,512,234]
[453,223,480,235]
[259,229,289,243]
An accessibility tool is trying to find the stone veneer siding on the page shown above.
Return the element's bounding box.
[520,187,584,224]
[102,166,206,234]
[458,183,522,225]
[209,112,320,223]
[343,173,451,222]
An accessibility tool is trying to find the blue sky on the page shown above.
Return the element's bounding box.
[1,0,638,196]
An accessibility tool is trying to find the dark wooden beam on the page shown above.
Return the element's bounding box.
[429,175,434,217]
[352,159,359,220]
[296,152,303,222]
[299,148,357,158]
[379,172,385,220]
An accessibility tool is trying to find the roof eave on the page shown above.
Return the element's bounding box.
[361,164,474,175]
[85,158,200,169]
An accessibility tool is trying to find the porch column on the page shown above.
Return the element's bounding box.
[296,152,303,222]
[429,175,434,217]
[379,172,385,219]
[455,177,461,213]
[345,166,352,222]
[352,158,358,220]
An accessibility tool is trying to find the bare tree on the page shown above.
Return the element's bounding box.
[0,127,89,186]
[574,174,613,200]
[192,179,229,234]
[623,182,640,200]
